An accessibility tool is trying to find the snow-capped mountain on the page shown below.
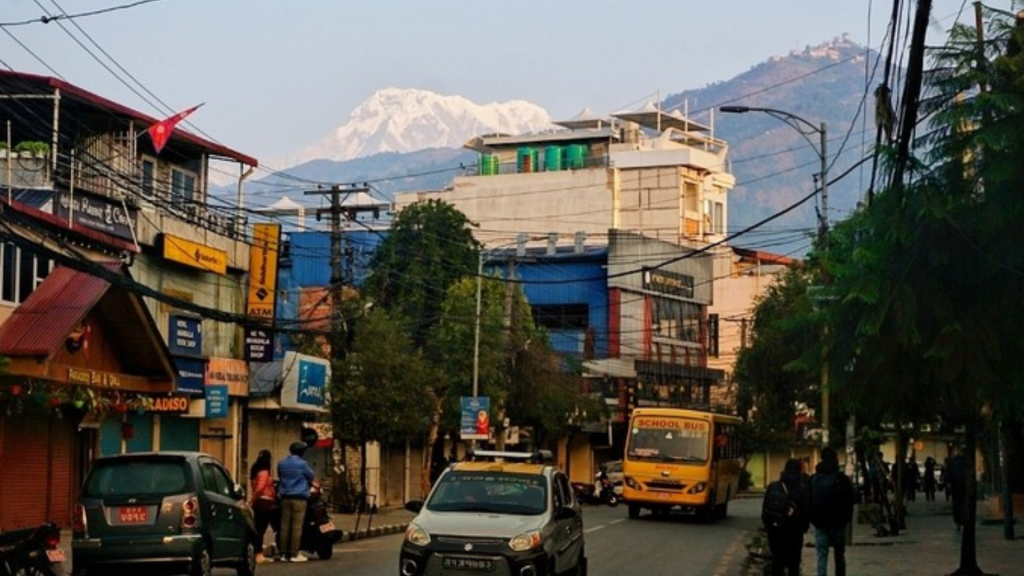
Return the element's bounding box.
[279,88,553,168]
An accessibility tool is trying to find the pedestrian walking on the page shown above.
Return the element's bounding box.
[809,446,855,576]
[249,449,279,563]
[946,451,968,530]
[761,458,811,576]
[903,457,921,503]
[922,457,938,502]
[277,441,315,562]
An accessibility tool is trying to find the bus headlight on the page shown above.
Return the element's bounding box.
[508,531,541,551]
[624,476,640,489]
[404,523,431,546]
[687,481,708,494]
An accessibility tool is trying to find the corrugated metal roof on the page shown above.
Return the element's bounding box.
[0,69,257,167]
[0,262,120,356]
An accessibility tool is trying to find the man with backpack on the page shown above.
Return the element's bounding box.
[809,446,855,576]
[761,458,811,576]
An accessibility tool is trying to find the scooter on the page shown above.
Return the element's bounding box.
[0,522,66,576]
[570,472,619,507]
[299,480,344,559]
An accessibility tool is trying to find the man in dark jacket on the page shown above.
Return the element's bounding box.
[762,458,811,576]
[277,441,315,562]
[809,447,854,576]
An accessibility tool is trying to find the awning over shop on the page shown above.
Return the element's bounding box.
[0,263,176,393]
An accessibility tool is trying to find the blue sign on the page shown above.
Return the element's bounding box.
[460,396,490,441]
[205,385,228,419]
[169,314,203,357]
[173,356,207,395]
[296,359,326,407]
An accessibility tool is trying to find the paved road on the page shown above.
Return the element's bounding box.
[246,498,763,576]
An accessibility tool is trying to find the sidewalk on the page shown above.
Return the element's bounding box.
[743,498,1023,575]
[328,505,415,542]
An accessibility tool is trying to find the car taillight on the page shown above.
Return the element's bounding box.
[182,497,200,529]
[44,526,61,548]
[72,504,87,533]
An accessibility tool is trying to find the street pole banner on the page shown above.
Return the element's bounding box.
[460,396,490,441]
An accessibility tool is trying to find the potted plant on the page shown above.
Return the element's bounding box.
[14,140,49,158]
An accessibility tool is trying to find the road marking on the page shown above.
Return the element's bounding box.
[584,525,607,533]
[609,519,626,525]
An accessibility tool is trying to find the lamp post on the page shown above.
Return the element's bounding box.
[719,106,828,249]
[720,105,832,445]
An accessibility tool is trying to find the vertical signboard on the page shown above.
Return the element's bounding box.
[460,396,490,441]
[246,223,280,362]
[246,223,281,320]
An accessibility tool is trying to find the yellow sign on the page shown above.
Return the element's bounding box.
[247,224,281,320]
[162,234,228,275]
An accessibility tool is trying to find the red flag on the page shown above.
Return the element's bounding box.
[147,103,203,154]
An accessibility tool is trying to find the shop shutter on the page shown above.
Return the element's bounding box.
[0,409,75,530]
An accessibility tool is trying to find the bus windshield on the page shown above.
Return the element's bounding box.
[626,416,710,463]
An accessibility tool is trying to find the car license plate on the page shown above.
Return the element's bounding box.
[46,549,67,563]
[442,556,493,571]
[319,521,336,533]
[118,506,148,524]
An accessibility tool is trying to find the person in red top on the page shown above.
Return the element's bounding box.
[249,449,278,563]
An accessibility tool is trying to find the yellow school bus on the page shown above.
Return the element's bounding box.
[621,407,743,520]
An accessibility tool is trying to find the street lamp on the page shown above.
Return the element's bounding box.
[719,106,828,248]
[720,105,832,445]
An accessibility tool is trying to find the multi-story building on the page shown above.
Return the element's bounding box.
[395,104,794,482]
[0,70,261,528]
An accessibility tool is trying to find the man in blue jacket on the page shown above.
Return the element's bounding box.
[277,441,315,562]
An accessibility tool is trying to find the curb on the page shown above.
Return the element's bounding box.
[343,522,409,542]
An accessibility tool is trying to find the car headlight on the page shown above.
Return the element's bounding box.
[404,523,431,546]
[508,531,541,552]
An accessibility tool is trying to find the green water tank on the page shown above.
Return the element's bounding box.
[544,145,564,171]
[478,154,498,176]
[566,144,588,169]
[517,147,539,173]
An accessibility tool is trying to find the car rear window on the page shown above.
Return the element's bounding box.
[427,471,547,515]
[82,459,192,497]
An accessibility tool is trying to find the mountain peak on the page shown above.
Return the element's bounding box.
[283,88,553,167]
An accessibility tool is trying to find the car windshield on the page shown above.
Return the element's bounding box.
[82,459,192,497]
[426,471,547,515]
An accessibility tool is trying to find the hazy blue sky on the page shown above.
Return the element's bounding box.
[1,0,993,161]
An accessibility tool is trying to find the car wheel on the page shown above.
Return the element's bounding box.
[190,543,212,576]
[316,541,334,560]
[236,538,257,576]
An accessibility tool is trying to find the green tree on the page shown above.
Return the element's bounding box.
[332,307,436,496]
[364,199,479,347]
[819,5,1024,572]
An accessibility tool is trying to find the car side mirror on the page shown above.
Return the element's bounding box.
[233,483,247,501]
[404,500,424,514]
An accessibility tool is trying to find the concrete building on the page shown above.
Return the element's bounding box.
[0,70,259,529]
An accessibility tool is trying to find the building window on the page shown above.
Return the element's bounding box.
[652,298,701,344]
[141,158,155,196]
[532,304,589,330]
[703,200,725,234]
[708,313,719,358]
[1,241,53,304]
[171,168,196,206]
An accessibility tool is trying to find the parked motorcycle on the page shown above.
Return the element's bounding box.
[0,522,66,576]
[299,480,343,559]
[570,471,619,507]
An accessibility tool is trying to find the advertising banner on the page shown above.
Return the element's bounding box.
[168,313,203,357]
[205,385,228,419]
[173,356,207,395]
[460,396,490,441]
[246,223,281,321]
[279,351,330,413]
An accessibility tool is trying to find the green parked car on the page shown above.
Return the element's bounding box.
[71,451,257,576]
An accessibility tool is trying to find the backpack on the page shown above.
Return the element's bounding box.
[762,480,796,529]
[809,471,847,527]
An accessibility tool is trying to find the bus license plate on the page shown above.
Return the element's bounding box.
[443,557,493,571]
